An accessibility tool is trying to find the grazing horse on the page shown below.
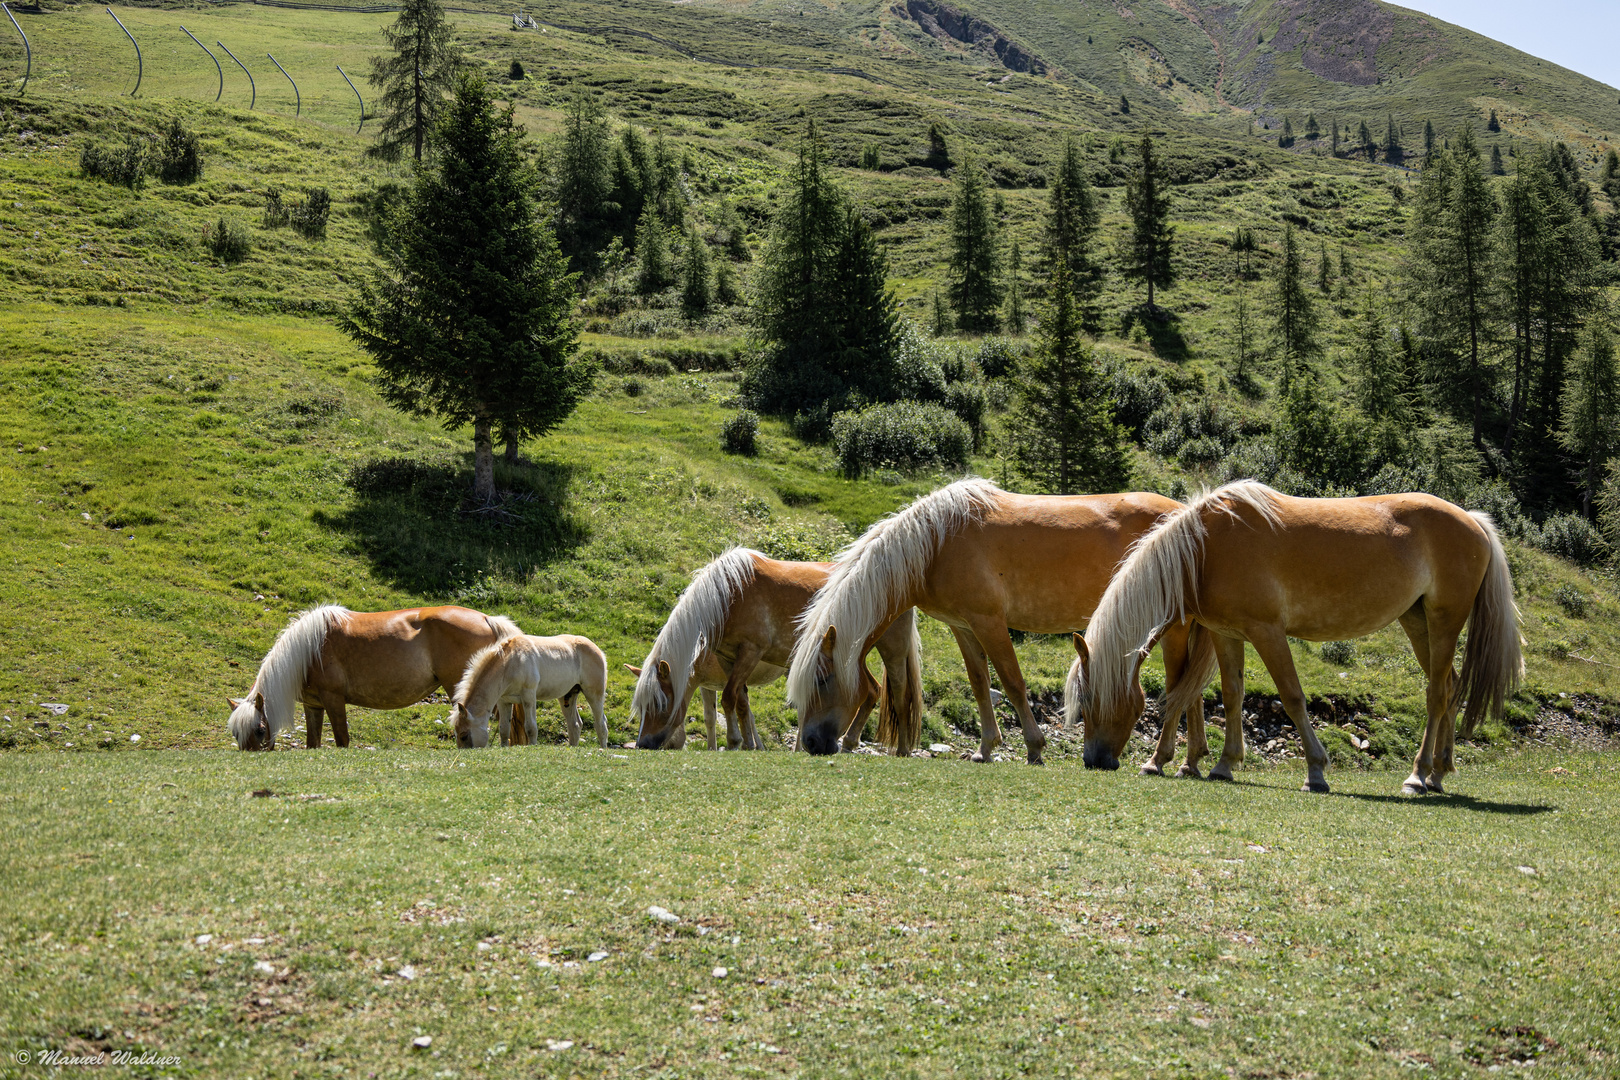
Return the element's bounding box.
[227,605,522,750]
[450,634,610,749]
[629,548,924,754]
[1068,481,1523,794]
[786,479,1199,765]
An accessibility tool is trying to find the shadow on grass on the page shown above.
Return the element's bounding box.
[314,454,588,595]
[1118,306,1190,363]
[1325,790,1557,816]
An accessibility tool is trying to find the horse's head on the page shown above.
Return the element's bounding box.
[226,692,272,751]
[794,626,860,756]
[628,661,687,750]
[450,701,491,749]
[1067,633,1148,771]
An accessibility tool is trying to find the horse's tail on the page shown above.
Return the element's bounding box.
[875,610,924,757]
[1456,512,1525,737]
[485,614,523,642]
[1159,622,1218,734]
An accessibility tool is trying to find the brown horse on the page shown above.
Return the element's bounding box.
[449,634,610,749]
[786,479,1198,765]
[629,548,923,754]
[1069,481,1523,794]
[226,605,522,750]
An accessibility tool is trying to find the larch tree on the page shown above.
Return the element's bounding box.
[366,0,464,163]
[947,155,1004,332]
[1270,222,1318,394]
[1559,320,1618,519]
[1121,135,1174,314]
[342,75,589,503]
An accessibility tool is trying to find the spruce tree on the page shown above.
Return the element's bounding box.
[366,0,464,162]
[1384,114,1403,165]
[1270,222,1318,393]
[1357,120,1374,160]
[931,289,952,336]
[1423,119,1436,157]
[1232,288,1258,390]
[947,156,1003,333]
[1487,109,1501,133]
[342,75,587,504]
[1010,257,1128,494]
[1122,135,1175,314]
[830,209,903,393]
[1490,145,1506,176]
[1559,320,1618,519]
[1044,137,1103,328]
[553,88,614,270]
[1279,117,1295,148]
[680,225,714,320]
[1317,241,1333,293]
[1331,119,1340,157]
[1353,284,1410,424]
[1305,113,1320,140]
[634,205,674,294]
[1004,237,1026,333]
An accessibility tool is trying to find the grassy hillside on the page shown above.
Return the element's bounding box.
[3,747,1619,1077]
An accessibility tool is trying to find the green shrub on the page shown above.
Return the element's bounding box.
[208,217,251,264]
[80,138,148,189]
[290,187,331,240]
[1320,640,1356,665]
[831,401,972,478]
[1534,513,1609,566]
[1552,583,1588,618]
[263,186,290,229]
[944,380,987,450]
[509,59,525,80]
[973,337,1026,380]
[157,119,203,184]
[720,410,759,455]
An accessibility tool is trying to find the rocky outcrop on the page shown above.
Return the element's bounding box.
[897,0,1048,75]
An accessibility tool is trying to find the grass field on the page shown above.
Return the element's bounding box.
[2,747,1618,1078]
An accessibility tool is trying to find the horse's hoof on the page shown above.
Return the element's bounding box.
[1208,769,1234,783]
[1425,779,1445,794]
[1301,780,1331,794]
[971,751,992,764]
[1402,776,1427,795]
[1177,765,1203,780]
[1026,753,1045,766]
[1140,763,1163,776]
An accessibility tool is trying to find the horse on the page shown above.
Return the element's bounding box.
[1067,480,1523,794]
[226,605,523,750]
[786,478,1200,765]
[449,634,610,749]
[628,548,924,754]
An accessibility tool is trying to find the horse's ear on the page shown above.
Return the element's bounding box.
[227,697,243,709]
[624,664,642,676]
[819,625,837,656]
[655,659,672,685]
[1072,633,1089,664]
[253,691,265,713]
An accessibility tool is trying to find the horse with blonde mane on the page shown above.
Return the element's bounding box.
[1068,481,1523,794]
[786,479,1200,764]
[450,634,609,749]
[226,606,523,750]
[629,548,923,754]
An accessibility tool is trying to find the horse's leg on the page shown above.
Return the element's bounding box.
[1208,635,1248,782]
[966,615,1046,766]
[699,689,718,751]
[584,685,610,749]
[1165,625,1209,778]
[842,670,879,752]
[1246,629,1329,793]
[560,691,581,747]
[1396,605,1437,794]
[721,644,762,751]
[525,700,540,745]
[1416,608,1464,795]
[498,705,513,748]
[318,693,351,749]
[303,705,324,750]
[949,626,1002,764]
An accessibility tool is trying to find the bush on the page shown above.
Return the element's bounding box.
[208,217,251,264]
[509,59,525,80]
[1552,583,1588,618]
[1534,513,1610,566]
[1109,364,1169,438]
[157,119,203,184]
[263,186,290,229]
[944,380,987,450]
[290,187,331,240]
[720,410,759,456]
[1320,640,1356,665]
[973,337,1026,380]
[831,401,972,478]
[80,138,149,189]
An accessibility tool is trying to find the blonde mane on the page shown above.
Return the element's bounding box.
[787,478,1001,712]
[453,637,512,712]
[631,547,760,719]
[230,605,350,743]
[485,614,522,642]
[1067,481,1281,726]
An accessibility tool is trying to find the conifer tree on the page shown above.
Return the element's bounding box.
[343,75,587,504]
[1004,237,1026,333]
[1423,119,1436,157]
[1044,137,1103,329]
[1384,114,1403,165]
[634,204,674,294]
[1487,109,1501,133]
[831,209,902,386]
[680,225,714,320]
[1305,113,1320,140]
[931,289,952,336]
[366,0,465,162]
[1010,257,1128,494]
[1232,288,1258,390]
[947,156,1003,332]
[1279,117,1295,148]
[1317,241,1333,293]
[1559,320,1618,519]
[553,88,614,270]
[1353,284,1410,424]
[1330,119,1340,156]
[1122,135,1175,314]
[1270,222,1318,393]
[1490,145,1506,176]
[1357,120,1374,159]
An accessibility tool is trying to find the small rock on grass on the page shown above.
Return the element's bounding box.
[411,1036,432,1050]
[928,743,953,754]
[713,966,728,978]
[587,951,609,962]
[647,906,680,925]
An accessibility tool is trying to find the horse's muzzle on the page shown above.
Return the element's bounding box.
[636,728,669,751]
[801,719,841,756]
[1082,740,1120,771]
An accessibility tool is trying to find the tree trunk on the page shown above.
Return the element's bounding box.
[503,432,521,464]
[473,415,495,505]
